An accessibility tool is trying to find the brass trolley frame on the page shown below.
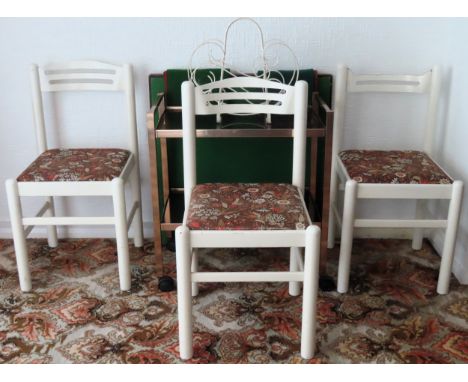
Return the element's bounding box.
[146,76,333,277]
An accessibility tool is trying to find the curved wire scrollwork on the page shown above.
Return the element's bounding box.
[187,18,300,117]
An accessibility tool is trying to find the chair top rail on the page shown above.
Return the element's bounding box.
[347,71,431,94]
[196,76,293,91]
[38,60,126,92]
[43,60,121,71]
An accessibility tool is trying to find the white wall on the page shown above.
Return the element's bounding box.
[0,18,466,282]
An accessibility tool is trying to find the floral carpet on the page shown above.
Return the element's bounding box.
[0,238,466,364]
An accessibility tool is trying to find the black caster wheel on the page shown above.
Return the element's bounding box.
[158,276,175,292]
[165,238,176,252]
[319,275,336,292]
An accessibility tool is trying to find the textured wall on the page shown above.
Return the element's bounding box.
[0,18,466,281]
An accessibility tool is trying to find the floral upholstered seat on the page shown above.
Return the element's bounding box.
[339,150,453,184]
[186,183,310,230]
[17,148,131,182]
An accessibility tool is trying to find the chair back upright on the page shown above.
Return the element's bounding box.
[30,60,139,161]
[181,77,309,206]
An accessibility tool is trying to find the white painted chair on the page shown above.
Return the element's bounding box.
[5,61,144,292]
[176,77,320,360]
[328,65,463,295]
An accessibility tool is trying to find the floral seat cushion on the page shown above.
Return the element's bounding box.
[17,148,131,182]
[339,150,453,184]
[187,183,310,231]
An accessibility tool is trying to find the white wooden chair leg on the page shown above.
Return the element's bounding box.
[45,196,58,248]
[5,179,31,292]
[301,225,320,359]
[130,166,144,248]
[289,247,301,296]
[175,226,193,360]
[328,209,336,249]
[112,178,131,291]
[337,180,357,293]
[437,180,463,294]
[191,249,199,297]
[412,199,424,250]
[328,169,339,249]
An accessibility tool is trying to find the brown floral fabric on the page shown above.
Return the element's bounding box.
[339,150,453,184]
[17,148,131,182]
[187,183,310,231]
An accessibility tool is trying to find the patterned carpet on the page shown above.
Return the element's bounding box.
[0,238,466,364]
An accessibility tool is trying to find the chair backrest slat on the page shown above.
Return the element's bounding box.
[38,61,124,92]
[347,72,431,94]
[181,77,308,205]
